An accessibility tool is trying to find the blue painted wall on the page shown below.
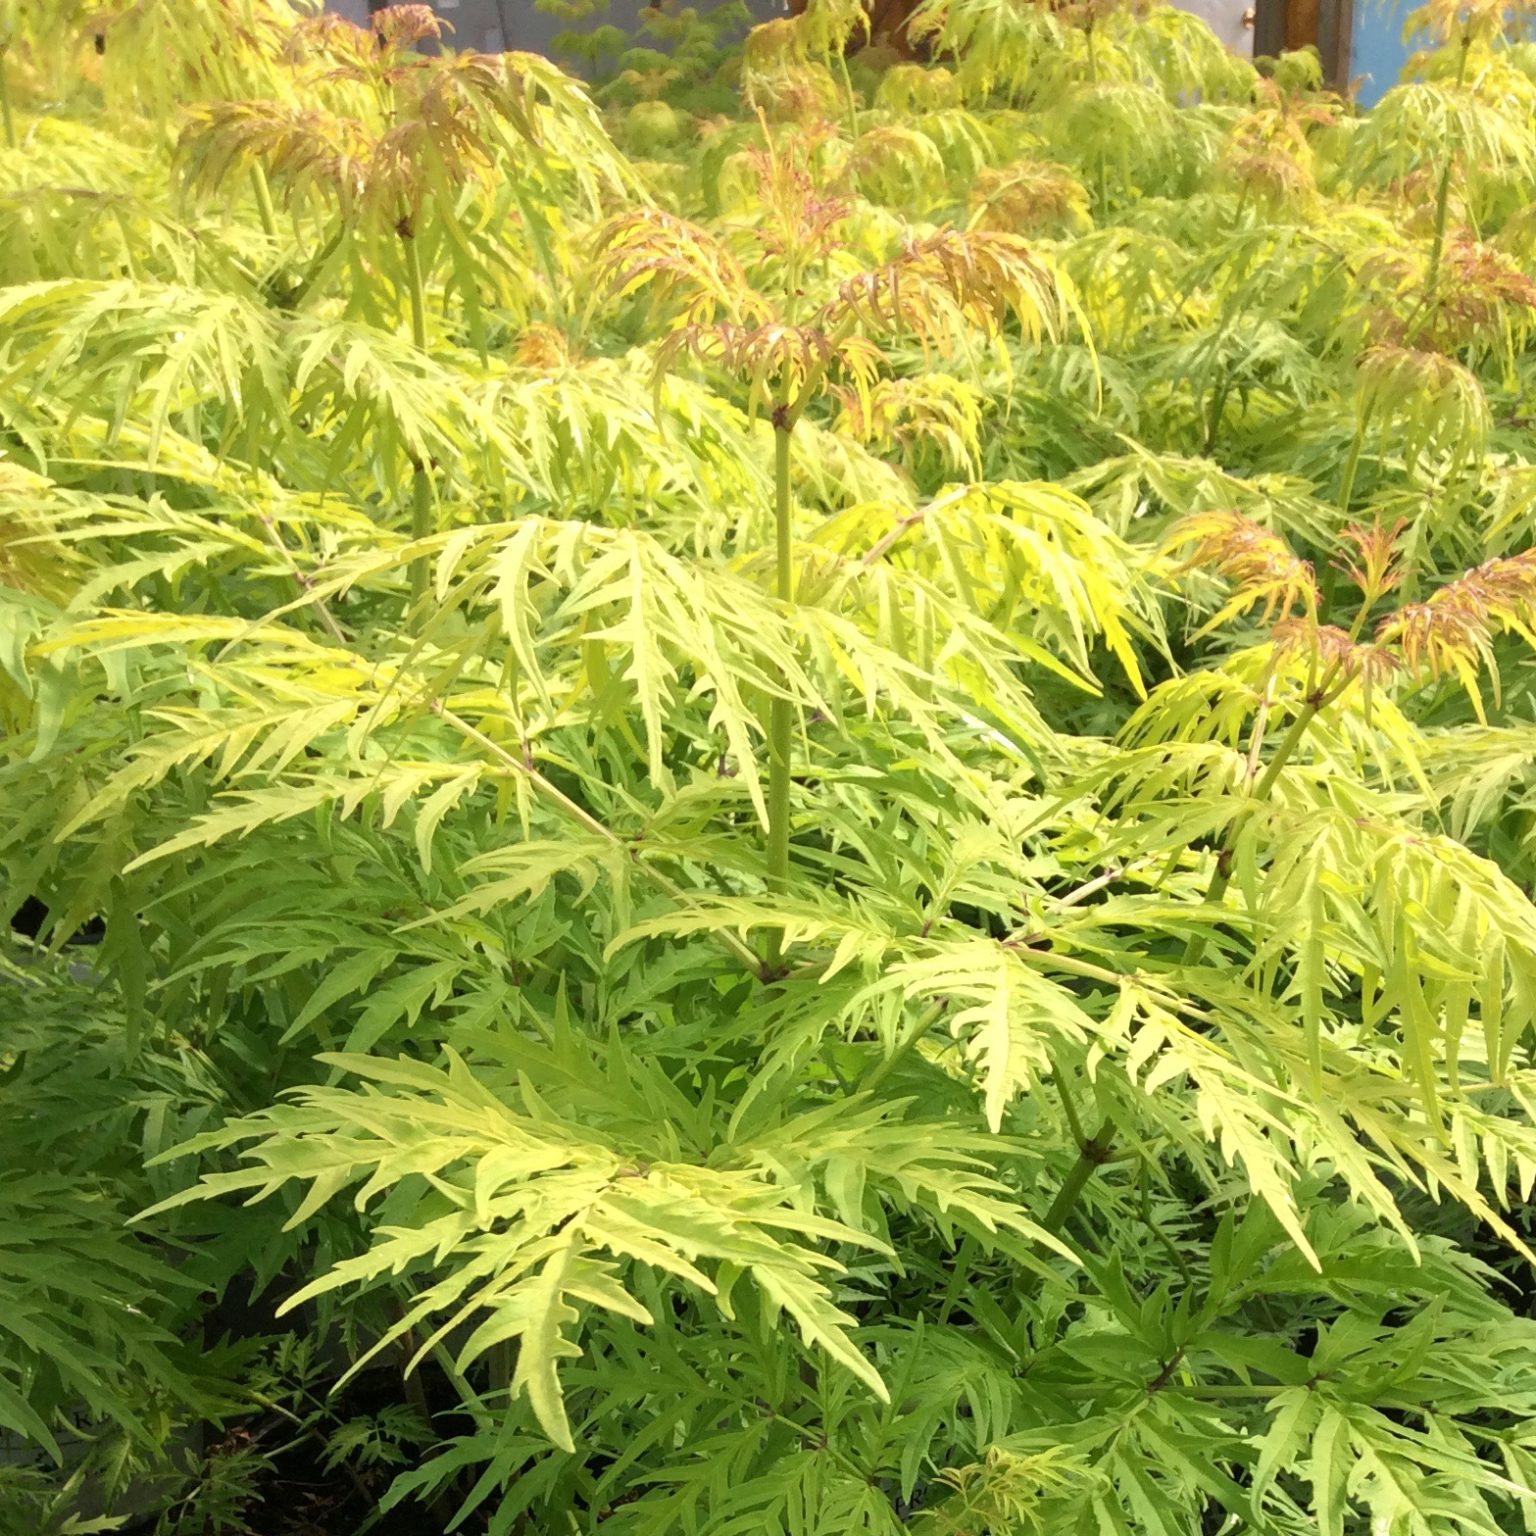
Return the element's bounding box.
[1348,0,1419,105]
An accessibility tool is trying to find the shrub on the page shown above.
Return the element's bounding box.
[8,0,1536,1532]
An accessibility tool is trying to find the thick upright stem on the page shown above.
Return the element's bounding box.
[403,229,433,603]
[765,414,795,967]
[1042,1118,1115,1237]
[753,320,869,971]
[772,414,793,612]
[251,164,279,242]
[410,471,433,602]
[404,228,428,353]
[1248,688,1329,804]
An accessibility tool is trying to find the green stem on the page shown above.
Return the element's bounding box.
[936,1234,979,1324]
[1056,1380,1284,1401]
[1249,675,1335,805]
[836,50,860,143]
[430,1343,495,1433]
[0,49,15,151]
[1140,1164,1192,1286]
[1346,593,1373,646]
[400,1360,457,1528]
[859,1001,946,1093]
[403,229,433,603]
[1054,1071,1088,1149]
[1003,946,1123,988]
[1336,400,1372,514]
[1204,375,1233,457]
[410,469,433,602]
[1085,24,1109,214]
[1425,156,1455,302]
[754,314,867,972]
[1426,29,1473,301]
[767,1411,873,1485]
[258,514,347,644]
[282,221,346,312]
[1042,1117,1115,1238]
[765,410,795,969]
[251,164,279,241]
[404,228,428,353]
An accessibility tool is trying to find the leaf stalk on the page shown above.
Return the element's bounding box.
[765,407,795,970]
[403,227,434,604]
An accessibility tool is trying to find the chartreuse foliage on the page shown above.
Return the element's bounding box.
[11,0,1536,1532]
